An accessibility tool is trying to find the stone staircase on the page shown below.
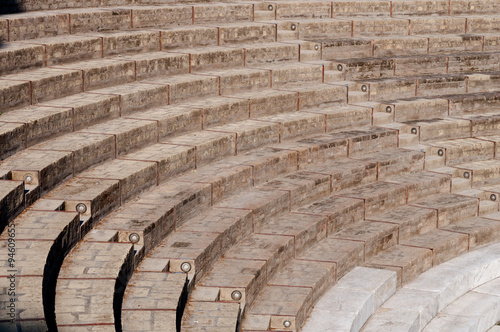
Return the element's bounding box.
[2,0,500,331]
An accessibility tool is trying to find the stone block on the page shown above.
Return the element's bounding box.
[82,118,157,156]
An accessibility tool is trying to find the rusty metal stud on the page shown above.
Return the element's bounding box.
[76,203,87,214]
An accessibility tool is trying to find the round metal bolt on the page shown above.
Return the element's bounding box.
[385,106,392,113]
[268,4,273,10]
[290,24,296,31]
[283,320,292,328]
[76,203,87,214]
[411,128,418,135]
[337,64,343,71]
[180,262,192,273]
[463,171,470,179]
[438,149,444,156]
[129,233,140,244]
[371,134,378,139]
[491,194,497,201]
[231,290,242,301]
[361,85,367,92]
[314,44,319,50]
[24,174,34,184]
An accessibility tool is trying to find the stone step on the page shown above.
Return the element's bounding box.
[362,241,500,331]
[380,97,449,122]
[430,137,495,165]
[442,216,500,250]
[451,177,473,191]
[243,260,335,331]
[401,117,471,142]
[468,72,500,93]
[301,267,396,332]
[316,33,491,60]
[401,229,469,265]
[236,42,299,65]
[385,171,451,202]
[328,126,398,157]
[0,210,80,331]
[55,241,135,331]
[0,67,83,112]
[423,277,500,332]
[453,159,500,186]
[201,67,272,94]
[477,135,500,156]
[369,205,438,242]
[332,220,399,261]
[456,112,500,137]
[480,199,499,215]
[411,193,479,227]
[333,52,500,81]
[365,244,433,287]
[249,62,323,87]
[447,92,500,116]
[338,181,407,217]
[121,271,187,332]
[352,148,425,180]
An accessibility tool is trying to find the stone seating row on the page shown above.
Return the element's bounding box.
[7,0,500,16]
[362,241,500,331]
[3,7,500,43]
[5,30,500,78]
[301,267,397,332]
[424,276,500,331]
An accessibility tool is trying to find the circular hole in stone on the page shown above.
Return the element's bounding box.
[491,194,497,201]
[76,203,87,214]
[268,4,273,10]
[180,262,192,273]
[385,106,392,113]
[129,233,140,244]
[411,128,418,134]
[463,171,470,179]
[438,149,444,156]
[337,64,343,71]
[361,85,367,92]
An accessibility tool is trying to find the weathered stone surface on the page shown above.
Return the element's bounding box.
[0,43,44,76]
[0,105,72,148]
[81,118,157,156]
